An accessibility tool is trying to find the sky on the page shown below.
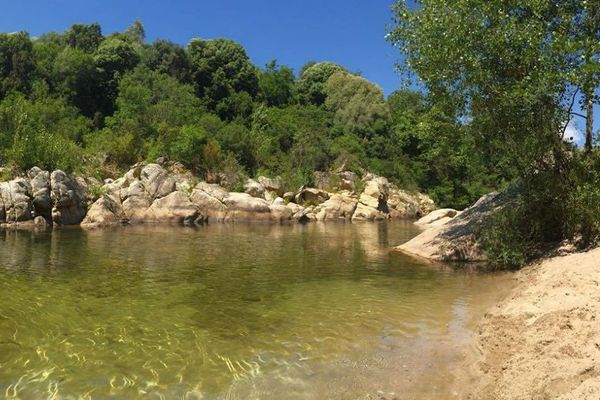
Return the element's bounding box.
[0,0,596,144]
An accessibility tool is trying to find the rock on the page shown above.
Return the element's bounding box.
[244,179,266,199]
[269,204,293,222]
[145,191,203,225]
[140,164,176,200]
[28,167,52,219]
[313,192,358,220]
[189,186,228,221]
[396,191,511,262]
[283,192,295,202]
[257,176,284,196]
[50,170,88,225]
[223,192,271,221]
[82,195,125,227]
[352,202,387,221]
[33,215,51,229]
[195,182,228,203]
[415,208,459,226]
[387,189,420,218]
[121,181,151,222]
[0,179,33,222]
[272,197,285,206]
[294,188,329,206]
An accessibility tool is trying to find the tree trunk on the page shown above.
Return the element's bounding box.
[585,94,594,153]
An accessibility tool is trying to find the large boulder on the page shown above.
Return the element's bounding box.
[82,195,125,227]
[269,204,294,222]
[28,167,52,219]
[313,192,358,220]
[257,176,284,196]
[140,164,176,200]
[145,191,203,225]
[121,181,151,223]
[243,179,266,199]
[223,192,271,221]
[0,178,33,223]
[190,184,228,221]
[50,170,88,225]
[396,191,509,262]
[294,188,329,206]
[352,202,387,221]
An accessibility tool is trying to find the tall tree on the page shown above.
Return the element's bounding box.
[188,38,258,119]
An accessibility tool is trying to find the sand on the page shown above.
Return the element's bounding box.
[466,247,600,399]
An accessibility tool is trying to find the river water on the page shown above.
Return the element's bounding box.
[0,222,508,399]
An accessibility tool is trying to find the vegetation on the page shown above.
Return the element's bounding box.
[0,21,498,207]
[390,0,599,267]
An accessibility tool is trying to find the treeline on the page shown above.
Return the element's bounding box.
[0,21,501,208]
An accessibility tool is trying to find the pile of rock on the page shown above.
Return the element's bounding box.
[0,163,436,229]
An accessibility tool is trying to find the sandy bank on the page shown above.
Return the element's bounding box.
[467,248,600,399]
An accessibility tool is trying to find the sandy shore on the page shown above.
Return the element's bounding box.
[466,247,600,399]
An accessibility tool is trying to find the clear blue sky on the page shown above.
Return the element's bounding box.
[1,0,596,142]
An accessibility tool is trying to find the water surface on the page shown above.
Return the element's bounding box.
[0,222,507,399]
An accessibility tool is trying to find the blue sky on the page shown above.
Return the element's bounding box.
[0,0,596,143]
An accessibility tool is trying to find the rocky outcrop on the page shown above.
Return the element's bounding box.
[0,168,90,228]
[1,163,437,228]
[396,191,509,262]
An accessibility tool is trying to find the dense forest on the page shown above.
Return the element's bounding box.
[0,21,504,209]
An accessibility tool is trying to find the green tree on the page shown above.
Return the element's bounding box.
[297,61,345,105]
[188,38,259,119]
[0,32,35,96]
[65,23,103,53]
[324,71,391,141]
[142,39,191,82]
[258,60,296,107]
[93,37,140,115]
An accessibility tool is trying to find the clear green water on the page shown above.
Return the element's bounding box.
[0,222,506,399]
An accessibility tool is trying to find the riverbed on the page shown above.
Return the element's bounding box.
[0,222,509,399]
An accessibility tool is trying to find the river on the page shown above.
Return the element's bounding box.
[0,222,508,399]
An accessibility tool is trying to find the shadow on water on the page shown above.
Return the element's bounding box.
[0,221,510,399]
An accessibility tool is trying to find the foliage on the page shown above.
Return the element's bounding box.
[0,20,509,212]
[297,62,345,106]
[390,0,599,267]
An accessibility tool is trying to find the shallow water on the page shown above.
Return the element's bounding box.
[0,222,507,399]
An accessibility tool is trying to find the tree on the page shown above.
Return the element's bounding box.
[324,71,391,141]
[93,37,140,115]
[52,47,99,116]
[188,38,259,119]
[297,62,345,105]
[142,39,191,82]
[0,32,35,96]
[65,23,103,53]
[258,60,296,107]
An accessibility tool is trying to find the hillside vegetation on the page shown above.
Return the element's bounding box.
[0,22,503,209]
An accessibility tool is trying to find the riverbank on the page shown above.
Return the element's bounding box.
[465,248,600,399]
[0,163,435,228]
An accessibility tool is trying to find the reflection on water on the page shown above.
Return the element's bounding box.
[0,222,506,399]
